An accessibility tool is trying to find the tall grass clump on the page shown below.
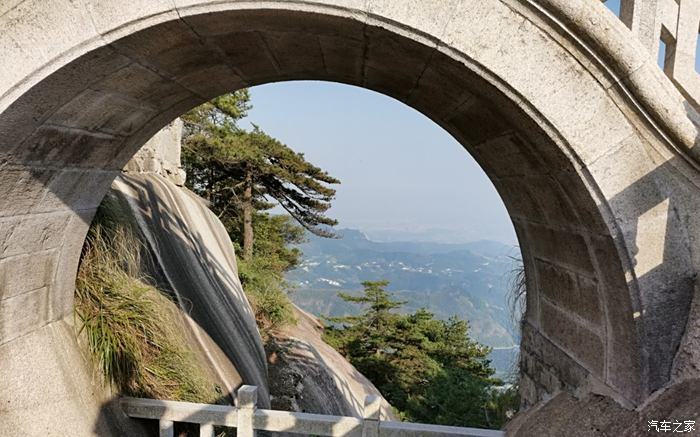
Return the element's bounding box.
[507,256,527,327]
[75,195,221,403]
[498,255,526,417]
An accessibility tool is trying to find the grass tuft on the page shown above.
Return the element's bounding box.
[75,195,222,404]
[507,256,526,328]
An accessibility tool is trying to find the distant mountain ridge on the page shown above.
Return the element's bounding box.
[362,227,517,246]
[286,229,521,376]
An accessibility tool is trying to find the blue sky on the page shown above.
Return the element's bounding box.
[243,82,517,245]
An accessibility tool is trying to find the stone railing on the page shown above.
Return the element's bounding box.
[609,0,700,107]
[121,385,504,437]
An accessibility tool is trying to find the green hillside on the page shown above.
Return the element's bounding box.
[286,229,521,376]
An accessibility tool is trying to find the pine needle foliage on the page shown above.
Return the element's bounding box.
[181,91,340,334]
[323,280,510,428]
[181,91,340,260]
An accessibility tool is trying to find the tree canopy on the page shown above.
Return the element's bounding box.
[181,90,340,333]
[181,91,339,260]
[324,280,515,428]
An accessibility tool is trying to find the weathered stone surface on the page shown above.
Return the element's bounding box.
[50,209,95,322]
[632,379,700,436]
[536,260,602,325]
[47,88,157,136]
[506,391,638,437]
[0,287,50,343]
[16,126,124,168]
[366,0,461,43]
[539,301,606,379]
[84,0,177,40]
[0,320,151,436]
[0,0,100,101]
[363,23,435,100]
[0,251,57,300]
[0,167,54,216]
[527,224,595,275]
[0,212,72,258]
[0,0,699,433]
[472,135,546,179]
[493,177,547,223]
[40,169,120,212]
[91,62,196,112]
[124,119,185,185]
[268,306,394,420]
[406,54,476,122]
[672,282,700,381]
[0,47,132,155]
[508,379,700,436]
[520,322,591,404]
[446,99,511,146]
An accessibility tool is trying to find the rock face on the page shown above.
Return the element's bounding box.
[117,123,270,407]
[267,305,395,420]
[506,380,700,436]
[116,121,394,421]
[111,174,269,404]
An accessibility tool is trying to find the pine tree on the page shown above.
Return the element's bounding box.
[334,280,404,334]
[323,280,501,428]
[180,91,340,333]
[181,91,340,260]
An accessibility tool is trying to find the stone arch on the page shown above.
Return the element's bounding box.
[1,0,699,427]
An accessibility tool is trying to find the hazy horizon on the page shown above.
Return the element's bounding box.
[243,81,518,245]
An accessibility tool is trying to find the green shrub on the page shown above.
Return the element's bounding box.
[237,256,296,336]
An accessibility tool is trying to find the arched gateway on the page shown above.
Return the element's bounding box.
[1,0,699,434]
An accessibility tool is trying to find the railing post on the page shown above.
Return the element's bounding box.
[362,395,381,437]
[236,385,258,437]
[199,423,214,437]
[159,419,174,437]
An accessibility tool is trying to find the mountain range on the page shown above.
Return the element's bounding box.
[286,229,522,377]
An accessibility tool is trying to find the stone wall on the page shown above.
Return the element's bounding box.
[123,119,186,185]
[0,1,699,433]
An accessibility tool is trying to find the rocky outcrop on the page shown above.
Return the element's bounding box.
[506,380,700,436]
[111,172,270,407]
[267,305,395,420]
[112,121,395,419]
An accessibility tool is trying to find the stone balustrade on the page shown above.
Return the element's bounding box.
[611,0,700,107]
[121,385,504,437]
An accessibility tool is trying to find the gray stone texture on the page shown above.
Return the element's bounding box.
[0,320,151,436]
[0,0,698,434]
[507,379,700,436]
[123,119,186,185]
[673,282,700,381]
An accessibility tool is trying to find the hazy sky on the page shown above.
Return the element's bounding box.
[238,1,692,246]
[242,81,517,245]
